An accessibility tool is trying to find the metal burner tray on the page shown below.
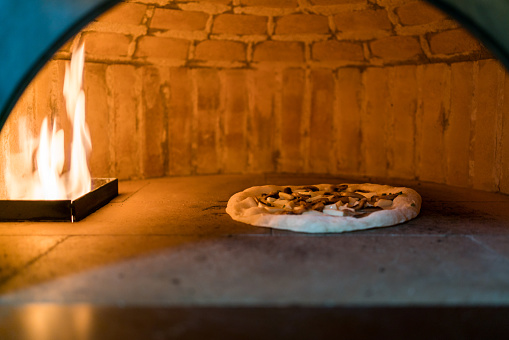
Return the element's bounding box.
[0,178,118,222]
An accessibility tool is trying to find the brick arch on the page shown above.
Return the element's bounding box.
[1,0,509,132]
[1,0,509,192]
[0,0,121,132]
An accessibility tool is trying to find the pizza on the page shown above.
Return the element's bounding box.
[226,183,421,233]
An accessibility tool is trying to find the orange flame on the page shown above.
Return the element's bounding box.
[5,43,91,200]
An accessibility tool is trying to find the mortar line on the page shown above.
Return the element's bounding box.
[465,234,509,258]
[112,181,151,203]
[0,235,71,288]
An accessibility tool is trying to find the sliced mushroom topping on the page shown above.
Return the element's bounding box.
[330,184,348,192]
[257,196,271,206]
[347,197,359,206]
[266,197,276,203]
[264,191,280,199]
[299,185,320,192]
[306,195,325,203]
[255,185,398,218]
[358,206,383,213]
[262,206,286,213]
[353,198,367,211]
[368,192,402,205]
[375,199,393,208]
[380,192,401,200]
[352,206,383,218]
[293,206,306,215]
[278,192,295,200]
[336,196,350,204]
[323,209,350,217]
[273,199,291,208]
[327,196,342,204]
[311,202,325,212]
[293,192,311,199]
[339,191,367,200]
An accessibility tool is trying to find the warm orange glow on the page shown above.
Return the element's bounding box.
[5,43,91,200]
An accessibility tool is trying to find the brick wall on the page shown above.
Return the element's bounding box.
[2,0,508,195]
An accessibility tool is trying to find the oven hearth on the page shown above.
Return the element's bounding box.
[0,174,509,337]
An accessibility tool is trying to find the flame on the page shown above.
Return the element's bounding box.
[5,43,91,200]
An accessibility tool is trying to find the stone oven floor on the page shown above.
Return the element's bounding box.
[1,174,509,338]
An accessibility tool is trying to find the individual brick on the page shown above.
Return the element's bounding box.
[275,14,329,35]
[416,63,449,184]
[333,9,392,33]
[3,80,35,167]
[195,69,221,174]
[428,29,482,55]
[82,32,131,57]
[445,62,473,188]
[387,65,417,179]
[96,2,146,25]
[239,0,297,7]
[134,36,189,60]
[57,38,74,53]
[370,36,423,62]
[312,40,364,61]
[309,69,335,174]
[362,67,390,178]
[212,14,267,35]
[473,60,502,191]
[141,66,168,178]
[310,0,366,4]
[32,62,62,133]
[335,67,363,174]
[279,68,305,172]
[84,63,111,177]
[253,41,304,62]
[248,69,279,172]
[194,40,246,61]
[168,68,194,176]
[107,65,140,179]
[221,70,249,173]
[500,70,509,193]
[150,8,209,31]
[396,1,448,26]
[199,0,231,4]
[31,61,70,170]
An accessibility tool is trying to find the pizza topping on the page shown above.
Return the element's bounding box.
[311,202,325,212]
[293,206,306,214]
[283,187,293,195]
[306,195,326,203]
[255,185,404,217]
[354,198,367,210]
[374,199,393,208]
[278,192,295,200]
[300,185,320,192]
[330,184,348,192]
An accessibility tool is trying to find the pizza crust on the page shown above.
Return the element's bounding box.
[226,183,422,233]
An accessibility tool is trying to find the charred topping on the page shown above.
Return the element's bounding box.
[299,185,320,192]
[255,186,404,218]
[311,202,325,212]
[331,184,348,192]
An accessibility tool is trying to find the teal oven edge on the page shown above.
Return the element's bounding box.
[0,0,121,132]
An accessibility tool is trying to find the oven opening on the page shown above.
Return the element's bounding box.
[0,0,509,337]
